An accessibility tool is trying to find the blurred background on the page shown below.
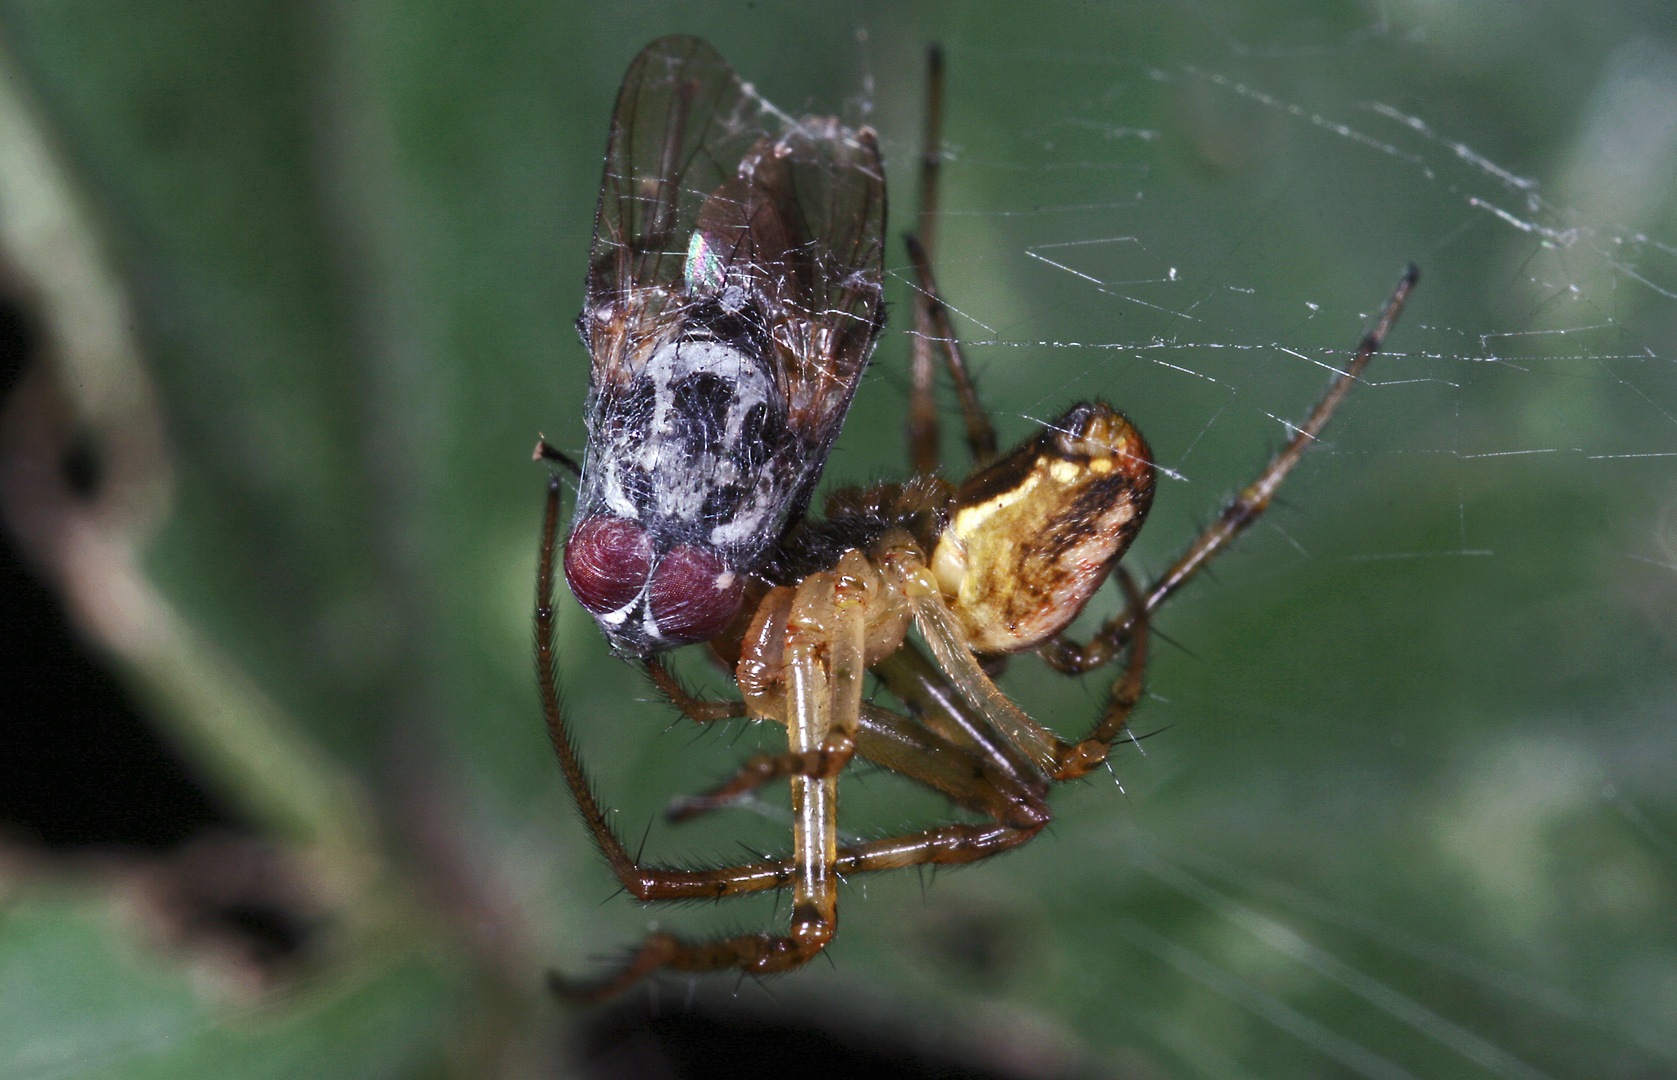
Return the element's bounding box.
[1,1,1673,1077]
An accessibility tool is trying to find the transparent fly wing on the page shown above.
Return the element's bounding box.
[584,36,767,365]
[682,120,885,468]
[753,121,886,456]
[582,35,885,437]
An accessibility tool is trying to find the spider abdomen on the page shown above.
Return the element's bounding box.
[932,403,1155,654]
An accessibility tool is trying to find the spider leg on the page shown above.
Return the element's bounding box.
[914,45,945,262]
[779,570,847,972]
[906,43,945,476]
[1039,264,1418,672]
[873,643,1043,783]
[853,703,1049,829]
[1037,620,1124,676]
[665,739,850,823]
[906,233,997,469]
[1051,568,1150,779]
[547,812,1050,1002]
[650,637,1043,829]
[644,656,748,723]
[905,45,998,477]
[669,700,1049,828]
[833,819,1043,875]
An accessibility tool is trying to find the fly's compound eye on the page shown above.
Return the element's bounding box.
[565,516,654,615]
[647,544,744,643]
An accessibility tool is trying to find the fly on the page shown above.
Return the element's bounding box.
[562,36,887,655]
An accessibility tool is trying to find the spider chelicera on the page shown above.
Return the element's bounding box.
[535,36,1418,1001]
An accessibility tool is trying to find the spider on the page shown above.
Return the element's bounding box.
[535,36,1418,1001]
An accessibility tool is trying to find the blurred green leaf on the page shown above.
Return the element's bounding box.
[0,885,461,1080]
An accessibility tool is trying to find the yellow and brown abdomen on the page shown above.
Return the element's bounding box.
[932,403,1154,655]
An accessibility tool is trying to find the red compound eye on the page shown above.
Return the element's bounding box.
[647,544,743,643]
[564,516,653,614]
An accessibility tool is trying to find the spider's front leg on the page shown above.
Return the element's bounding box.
[771,561,872,967]
[1039,264,1420,676]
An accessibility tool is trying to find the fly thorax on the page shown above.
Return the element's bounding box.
[594,335,791,554]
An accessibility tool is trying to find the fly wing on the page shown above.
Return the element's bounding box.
[680,120,886,482]
[579,36,885,532]
[582,36,772,388]
[754,120,886,485]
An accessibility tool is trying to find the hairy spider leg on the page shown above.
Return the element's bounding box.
[1049,567,1150,779]
[905,233,996,471]
[905,44,997,477]
[1040,263,1420,675]
[906,42,945,476]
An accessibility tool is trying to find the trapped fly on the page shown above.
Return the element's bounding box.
[562,36,886,656]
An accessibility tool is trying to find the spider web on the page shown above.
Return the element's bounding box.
[869,18,1675,1080]
[526,7,1677,1076]
[558,8,1675,1077]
